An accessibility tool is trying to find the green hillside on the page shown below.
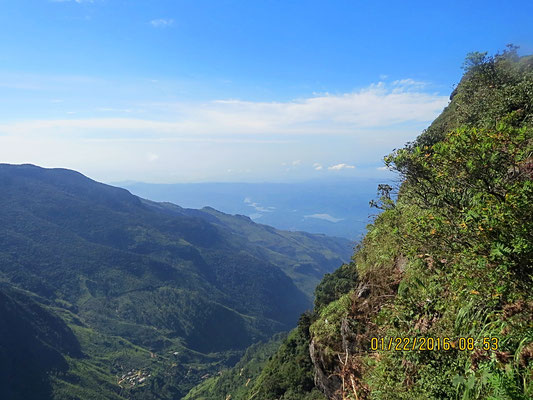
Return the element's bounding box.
[186,48,533,400]
[0,164,351,399]
[0,285,81,400]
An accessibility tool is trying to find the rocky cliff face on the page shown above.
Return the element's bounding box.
[309,338,341,399]
[309,259,403,400]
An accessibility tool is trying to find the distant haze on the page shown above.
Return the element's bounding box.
[120,178,388,240]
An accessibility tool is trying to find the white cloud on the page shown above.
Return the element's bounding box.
[200,83,445,133]
[0,80,447,139]
[376,166,389,171]
[328,163,355,171]
[150,19,174,28]
[391,78,427,92]
[0,79,449,182]
[292,160,301,166]
[304,213,344,223]
[243,197,274,212]
[147,152,159,162]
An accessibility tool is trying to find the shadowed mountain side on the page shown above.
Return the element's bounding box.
[0,162,352,349]
[0,164,317,353]
[0,163,354,397]
[0,285,82,400]
[143,201,353,298]
[119,180,381,240]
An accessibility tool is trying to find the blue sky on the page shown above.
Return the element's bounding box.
[0,0,532,183]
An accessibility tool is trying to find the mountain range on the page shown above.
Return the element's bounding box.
[118,179,384,240]
[0,163,352,399]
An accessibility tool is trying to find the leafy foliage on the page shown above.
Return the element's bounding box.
[416,45,533,148]
[305,49,533,400]
[314,262,358,312]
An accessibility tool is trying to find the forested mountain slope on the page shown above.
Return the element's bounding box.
[186,48,533,400]
[0,285,81,400]
[0,164,351,399]
[120,179,380,240]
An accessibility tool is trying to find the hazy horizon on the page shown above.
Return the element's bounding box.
[119,178,386,240]
[1,1,532,183]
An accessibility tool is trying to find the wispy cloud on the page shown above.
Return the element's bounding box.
[328,163,355,171]
[0,79,448,182]
[199,82,446,133]
[51,0,94,3]
[244,197,275,212]
[0,80,447,139]
[147,152,159,162]
[392,78,426,86]
[150,18,174,28]
[391,78,427,92]
[305,213,344,223]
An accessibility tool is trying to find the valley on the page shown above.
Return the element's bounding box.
[0,164,352,399]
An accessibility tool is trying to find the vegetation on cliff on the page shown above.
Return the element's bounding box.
[188,46,532,400]
[310,46,533,400]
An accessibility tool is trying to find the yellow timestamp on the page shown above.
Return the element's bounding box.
[370,337,499,351]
